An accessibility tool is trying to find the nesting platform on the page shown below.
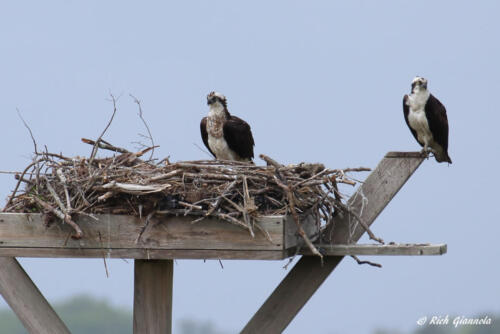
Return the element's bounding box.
[0,151,448,334]
[0,213,319,260]
[0,213,446,260]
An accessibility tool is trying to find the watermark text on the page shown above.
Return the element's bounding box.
[417,315,493,328]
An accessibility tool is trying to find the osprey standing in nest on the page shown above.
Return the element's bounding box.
[200,92,255,161]
[403,77,452,163]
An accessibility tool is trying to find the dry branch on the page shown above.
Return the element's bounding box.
[351,255,382,268]
[81,138,129,154]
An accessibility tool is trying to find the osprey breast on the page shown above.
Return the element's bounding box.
[408,108,433,145]
[207,135,239,161]
[206,114,240,160]
[207,115,224,138]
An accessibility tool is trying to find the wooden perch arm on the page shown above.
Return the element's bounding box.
[241,151,425,334]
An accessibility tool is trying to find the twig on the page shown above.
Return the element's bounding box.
[241,176,256,237]
[89,94,118,165]
[193,142,215,159]
[283,257,295,270]
[214,212,250,231]
[343,203,384,244]
[43,176,67,215]
[259,154,283,170]
[135,211,156,244]
[221,195,255,237]
[279,177,322,260]
[205,180,238,217]
[81,138,129,154]
[17,109,38,154]
[0,170,38,175]
[178,201,203,211]
[149,169,182,182]
[253,221,273,243]
[3,160,40,212]
[33,196,82,239]
[98,232,110,278]
[130,94,155,160]
[351,255,382,268]
[291,168,329,190]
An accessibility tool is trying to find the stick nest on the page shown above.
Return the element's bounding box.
[3,141,369,256]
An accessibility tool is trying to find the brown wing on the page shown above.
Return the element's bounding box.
[425,94,449,153]
[403,95,423,147]
[223,115,255,160]
[200,117,216,158]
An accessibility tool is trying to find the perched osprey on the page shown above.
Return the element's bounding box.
[403,77,452,163]
[200,92,254,161]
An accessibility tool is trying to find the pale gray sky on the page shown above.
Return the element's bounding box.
[1,1,499,333]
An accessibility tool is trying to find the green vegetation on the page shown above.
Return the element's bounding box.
[0,295,131,334]
[0,295,230,334]
[0,296,496,334]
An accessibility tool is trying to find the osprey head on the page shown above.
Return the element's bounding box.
[411,76,428,92]
[207,91,227,107]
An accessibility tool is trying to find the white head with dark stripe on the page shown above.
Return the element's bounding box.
[207,91,227,108]
[411,76,428,93]
[207,91,229,118]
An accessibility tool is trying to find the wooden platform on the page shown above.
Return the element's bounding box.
[0,212,446,259]
[0,213,319,260]
[0,151,449,334]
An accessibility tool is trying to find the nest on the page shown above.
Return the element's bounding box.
[3,139,370,257]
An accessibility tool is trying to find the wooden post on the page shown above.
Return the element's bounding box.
[0,257,71,334]
[133,259,173,334]
[241,152,424,333]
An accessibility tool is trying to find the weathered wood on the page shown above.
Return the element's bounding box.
[0,211,321,259]
[385,151,425,158]
[0,243,447,259]
[300,243,447,256]
[329,151,425,244]
[241,152,425,333]
[0,248,287,260]
[284,214,319,249]
[0,213,284,251]
[0,257,70,334]
[134,259,173,334]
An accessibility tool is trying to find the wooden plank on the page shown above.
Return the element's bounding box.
[0,213,284,251]
[0,247,287,260]
[284,214,319,249]
[241,152,425,333]
[385,151,425,158]
[329,151,425,244]
[300,243,447,256]
[133,260,173,334]
[0,243,447,259]
[0,257,71,334]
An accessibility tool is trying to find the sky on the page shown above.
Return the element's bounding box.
[0,1,499,333]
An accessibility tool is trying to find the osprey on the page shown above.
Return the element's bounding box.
[403,77,452,163]
[200,92,254,161]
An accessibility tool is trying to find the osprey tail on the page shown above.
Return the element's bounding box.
[435,150,452,164]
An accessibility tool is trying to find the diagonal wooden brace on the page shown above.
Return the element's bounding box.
[0,257,71,334]
[241,152,424,333]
